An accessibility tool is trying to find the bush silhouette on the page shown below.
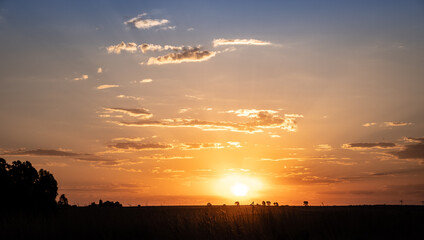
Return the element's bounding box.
[0,158,58,209]
[89,200,122,207]
[58,194,69,207]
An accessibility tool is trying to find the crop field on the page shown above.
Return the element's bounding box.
[1,205,423,240]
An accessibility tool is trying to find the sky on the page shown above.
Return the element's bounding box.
[1,0,424,206]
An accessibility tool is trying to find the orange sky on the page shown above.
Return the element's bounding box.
[1,0,424,206]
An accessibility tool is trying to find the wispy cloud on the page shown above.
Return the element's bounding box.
[1,148,119,166]
[342,142,397,149]
[213,38,271,47]
[315,144,332,151]
[145,47,217,65]
[106,42,138,54]
[227,109,278,118]
[4,148,79,157]
[402,137,424,143]
[138,43,182,53]
[124,13,169,30]
[116,95,143,101]
[74,74,88,81]
[390,143,424,160]
[108,142,173,151]
[114,110,302,133]
[181,143,224,150]
[104,107,152,118]
[156,26,176,31]
[384,121,413,127]
[97,84,119,90]
[140,78,153,83]
[362,122,376,127]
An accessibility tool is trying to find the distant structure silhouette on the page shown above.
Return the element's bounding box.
[0,158,58,209]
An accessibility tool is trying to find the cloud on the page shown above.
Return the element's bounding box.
[104,107,152,118]
[227,109,278,118]
[139,154,193,160]
[97,67,102,73]
[4,148,79,157]
[124,13,169,29]
[390,143,424,160]
[181,143,225,150]
[371,167,424,176]
[140,78,153,83]
[156,26,176,31]
[62,183,148,193]
[325,160,357,166]
[74,74,88,81]
[116,95,143,101]
[97,84,119,90]
[163,169,184,173]
[362,122,376,127]
[185,95,203,100]
[212,38,271,47]
[1,148,120,166]
[402,137,424,143]
[108,142,173,151]
[260,158,301,162]
[112,137,145,142]
[178,108,191,114]
[106,42,138,54]
[315,144,332,151]
[186,27,194,31]
[342,142,396,149]
[275,175,341,185]
[384,121,413,127]
[145,47,217,65]
[115,110,302,133]
[138,44,182,53]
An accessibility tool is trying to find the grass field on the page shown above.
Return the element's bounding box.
[1,205,423,240]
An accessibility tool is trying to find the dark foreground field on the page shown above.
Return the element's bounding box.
[1,205,423,240]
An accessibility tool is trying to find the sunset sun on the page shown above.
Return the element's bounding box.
[231,183,249,197]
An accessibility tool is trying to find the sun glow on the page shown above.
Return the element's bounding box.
[231,183,249,196]
[214,174,264,200]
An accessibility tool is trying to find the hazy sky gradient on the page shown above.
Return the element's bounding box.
[1,0,424,206]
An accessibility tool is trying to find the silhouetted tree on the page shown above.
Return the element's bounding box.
[0,158,58,209]
[262,201,266,206]
[235,201,240,206]
[58,194,69,206]
[303,201,309,206]
[207,202,212,207]
[266,201,271,206]
[274,202,279,206]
